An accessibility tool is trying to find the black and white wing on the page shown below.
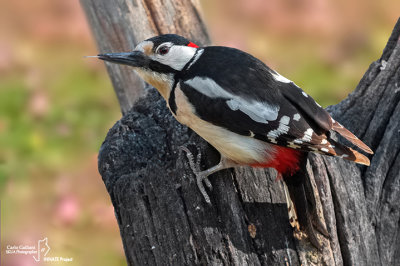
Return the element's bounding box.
[178,46,372,160]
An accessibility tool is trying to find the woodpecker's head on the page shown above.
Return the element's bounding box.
[98,34,199,99]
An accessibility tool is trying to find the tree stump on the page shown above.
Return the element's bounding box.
[82,1,400,264]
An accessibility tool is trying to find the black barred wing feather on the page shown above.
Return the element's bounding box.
[179,46,371,164]
[331,119,373,154]
[279,80,373,155]
[180,80,335,154]
[278,80,373,154]
[180,79,370,166]
[278,81,332,132]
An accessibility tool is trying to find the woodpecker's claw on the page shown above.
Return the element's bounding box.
[283,166,330,250]
[180,146,238,204]
[180,146,213,204]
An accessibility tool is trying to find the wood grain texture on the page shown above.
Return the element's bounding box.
[83,1,400,264]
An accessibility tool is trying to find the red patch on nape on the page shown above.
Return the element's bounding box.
[187,42,199,48]
[250,146,302,179]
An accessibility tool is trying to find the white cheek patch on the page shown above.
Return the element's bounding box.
[151,45,197,71]
[186,49,204,70]
[185,77,280,123]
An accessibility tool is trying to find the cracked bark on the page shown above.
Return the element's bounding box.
[81,2,400,265]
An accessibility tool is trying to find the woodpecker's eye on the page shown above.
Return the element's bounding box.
[158,46,170,55]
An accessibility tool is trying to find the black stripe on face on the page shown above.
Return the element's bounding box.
[168,79,179,115]
[148,59,179,74]
[181,49,199,72]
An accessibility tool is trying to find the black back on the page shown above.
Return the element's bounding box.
[176,46,334,151]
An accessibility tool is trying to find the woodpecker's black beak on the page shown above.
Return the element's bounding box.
[97,51,148,68]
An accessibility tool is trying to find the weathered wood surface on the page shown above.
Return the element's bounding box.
[82,1,400,264]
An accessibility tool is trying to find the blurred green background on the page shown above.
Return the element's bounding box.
[0,0,398,265]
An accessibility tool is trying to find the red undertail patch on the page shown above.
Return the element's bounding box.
[250,146,302,178]
[187,42,199,48]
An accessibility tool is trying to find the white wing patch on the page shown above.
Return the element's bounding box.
[271,71,292,83]
[302,128,314,142]
[267,115,291,139]
[226,99,279,123]
[293,113,301,121]
[287,141,301,149]
[185,77,232,98]
[185,77,280,123]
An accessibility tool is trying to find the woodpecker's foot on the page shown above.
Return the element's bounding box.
[180,146,213,204]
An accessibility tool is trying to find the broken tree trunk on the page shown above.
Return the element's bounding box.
[82,1,400,264]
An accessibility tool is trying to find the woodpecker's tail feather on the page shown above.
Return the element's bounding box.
[331,120,373,154]
[282,156,330,249]
[329,138,370,166]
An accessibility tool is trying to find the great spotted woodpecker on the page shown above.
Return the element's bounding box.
[96,34,373,246]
